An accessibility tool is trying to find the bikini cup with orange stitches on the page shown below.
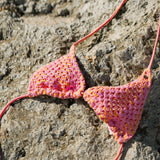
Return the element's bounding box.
[28,45,85,99]
[83,68,151,143]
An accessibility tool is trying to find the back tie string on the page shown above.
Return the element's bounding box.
[0,94,29,120]
[114,143,123,160]
[148,14,160,70]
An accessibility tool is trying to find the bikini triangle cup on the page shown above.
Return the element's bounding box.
[0,0,160,159]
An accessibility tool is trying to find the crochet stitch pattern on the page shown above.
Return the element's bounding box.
[28,45,85,99]
[83,69,151,143]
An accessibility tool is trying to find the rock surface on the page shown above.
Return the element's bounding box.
[0,0,160,159]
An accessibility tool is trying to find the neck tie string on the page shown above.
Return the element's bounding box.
[73,0,128,46]
[148,15,160,70]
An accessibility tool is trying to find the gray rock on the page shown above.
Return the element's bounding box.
[57,0,67,4]
[24,1,35,14]
[35,2,53,14]
[57,8,70,17]
[14,0,26,5]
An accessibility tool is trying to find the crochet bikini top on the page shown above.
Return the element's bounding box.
[0,0,160,160]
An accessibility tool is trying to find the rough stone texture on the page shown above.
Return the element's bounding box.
[0,0,160,160]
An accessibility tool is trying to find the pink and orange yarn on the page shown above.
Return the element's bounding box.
[28,45,85,99]
[83,69,151,143]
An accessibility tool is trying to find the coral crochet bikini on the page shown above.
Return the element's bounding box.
[0,0,160,159]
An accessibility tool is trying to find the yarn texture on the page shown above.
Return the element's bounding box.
[83,69,151,143]
[28,45,85,99]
